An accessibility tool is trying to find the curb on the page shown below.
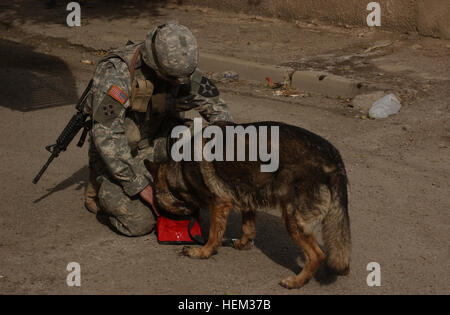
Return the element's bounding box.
[292,71,367,98]
[199,53,368,98]
[199,53,292,84]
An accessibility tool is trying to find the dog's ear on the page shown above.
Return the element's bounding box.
[144,159,159,179]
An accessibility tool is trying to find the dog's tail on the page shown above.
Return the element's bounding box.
[322,167,351,275]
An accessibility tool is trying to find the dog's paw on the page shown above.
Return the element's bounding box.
[279,276,308,290]
[179,246,190,257]
[181,246,211,259]
[232,239,254,250]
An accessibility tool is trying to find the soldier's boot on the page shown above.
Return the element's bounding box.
[85,168,100,214]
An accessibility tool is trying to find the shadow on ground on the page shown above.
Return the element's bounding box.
[203,209,338,285]
[0,39,78,111]
[33,166,88,203]
[32,163,339,285]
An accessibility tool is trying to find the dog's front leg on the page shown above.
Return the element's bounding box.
[233,210,256,250]
[182,198,232,259]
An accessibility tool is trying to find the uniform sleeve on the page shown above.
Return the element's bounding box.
[91,59,150,196]
[177,69,234,124]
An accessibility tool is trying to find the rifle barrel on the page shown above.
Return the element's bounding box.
[32,152,57,184]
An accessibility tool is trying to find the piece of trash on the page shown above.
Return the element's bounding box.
[210,71,239,83]
[223,71,239,82]
[267,73,300,97]
[368,93,401,119]
[273,90,283,96]
[81,59,94,65]
[273,89,304,97]
[266,77,283,89]
[364,40,392,54]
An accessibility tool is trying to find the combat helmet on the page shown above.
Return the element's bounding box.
[142,20,198,84]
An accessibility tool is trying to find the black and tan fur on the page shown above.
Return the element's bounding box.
[145,121,351,289]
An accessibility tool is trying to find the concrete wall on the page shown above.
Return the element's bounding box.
[181,0,450,39]
[417,0,450,39]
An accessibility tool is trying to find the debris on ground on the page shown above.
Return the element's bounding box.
[266,77,304,97]
[272,89,305,97]
[81,59,94,65]
[94,49,108,57]
[265,77,283,89]
[223,71,239,82]
[352,91,386,114]
[266,74,293,89]
[369,93,402,119]
[210,71,239,82]
[363,40,393,54]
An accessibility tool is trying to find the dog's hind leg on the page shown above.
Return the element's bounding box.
[308,234,326,263]
[280,216,325,289]
[182,198,232,259]
[233,210,256,250]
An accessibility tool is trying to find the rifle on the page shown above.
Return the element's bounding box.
[32,79,94,184]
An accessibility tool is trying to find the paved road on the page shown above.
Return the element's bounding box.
[1,83,448,294]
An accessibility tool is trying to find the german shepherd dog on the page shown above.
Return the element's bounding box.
[145,121,351,289]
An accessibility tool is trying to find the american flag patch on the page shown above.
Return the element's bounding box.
[108,85,128,105]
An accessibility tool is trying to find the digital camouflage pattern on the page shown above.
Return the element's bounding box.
[142,21,199,82]
[88,32,233,236]
[97,174,156,237]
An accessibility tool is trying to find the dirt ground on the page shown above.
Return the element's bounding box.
[0,1,449,294]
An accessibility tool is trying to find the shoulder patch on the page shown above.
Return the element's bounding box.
[108,85,129,105]
[93,93,124,125]
[198,77,219,98]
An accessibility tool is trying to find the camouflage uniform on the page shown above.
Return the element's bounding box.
[88,38,233,236]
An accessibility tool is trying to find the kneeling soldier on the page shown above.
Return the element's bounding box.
[85,21,233,236]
